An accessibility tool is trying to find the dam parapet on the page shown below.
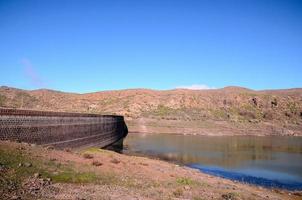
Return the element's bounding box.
[0,108,128,149]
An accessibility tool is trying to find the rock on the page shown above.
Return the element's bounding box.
[285,112,291,117]
[252,97,258,106]
[293,192,302,196]
[222,193,236,200]
[17,146,26,150]
[45,146,54,150]
[83,153,94,159]
[184,185,190,190]
[0,163,7,172]
[139,162,149,166]
[271,99,278,108]
[223,99,227,106]
[273,189,284,194]
[23,175,52,195]
[11,195,21,200]
[284,129,294,136]
[34,173,40,178]
[92,161,103,166]
[24,162,32,167]
[111,158,120,164]
[263,112,274,120]
[248,119,259,123]
[76,197,86,200]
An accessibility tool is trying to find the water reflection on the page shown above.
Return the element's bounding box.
[124,133,302,190]
[104,138,124,153]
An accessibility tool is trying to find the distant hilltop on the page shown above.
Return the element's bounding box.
[1,86,302,136]
[1,85,301,122]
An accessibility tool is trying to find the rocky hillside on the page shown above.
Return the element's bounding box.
[1,86,302,135]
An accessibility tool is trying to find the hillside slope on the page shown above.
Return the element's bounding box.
[1,86,302,136]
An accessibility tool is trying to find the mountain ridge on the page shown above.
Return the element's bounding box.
[1,85,301,136]
[2,85,302,93]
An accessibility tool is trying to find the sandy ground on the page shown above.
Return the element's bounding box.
[0,141,301,200]
[127,118,302,136]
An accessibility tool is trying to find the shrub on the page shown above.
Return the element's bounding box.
[83,153,93,159]
[173,188,183,197]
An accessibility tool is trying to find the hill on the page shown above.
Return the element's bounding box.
[1,86,302,136]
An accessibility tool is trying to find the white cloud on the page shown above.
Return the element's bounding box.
[176,84,215,90]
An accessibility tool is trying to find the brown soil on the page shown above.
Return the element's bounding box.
[127,117,302,136]
[1,141,301,200]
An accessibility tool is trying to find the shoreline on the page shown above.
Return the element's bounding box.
[126,117,302,137]
[128,130,302,137]
[124,133,302,191]
[1,140,301,199]
[123,148,302,192]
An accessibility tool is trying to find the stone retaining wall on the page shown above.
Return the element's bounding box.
[0,108,128,148]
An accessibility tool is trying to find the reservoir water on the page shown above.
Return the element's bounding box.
[124,133,302,190]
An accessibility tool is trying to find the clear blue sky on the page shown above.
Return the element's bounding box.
[0,0,301,93]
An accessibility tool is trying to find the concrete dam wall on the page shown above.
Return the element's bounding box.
[0,108,128,148]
